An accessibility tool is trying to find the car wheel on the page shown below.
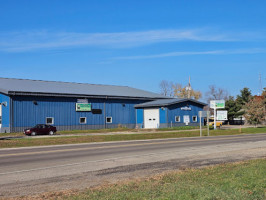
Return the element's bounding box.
[31,132,36,136]
[49,131,54,135]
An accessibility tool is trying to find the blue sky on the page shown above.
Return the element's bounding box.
[0,0,265,100]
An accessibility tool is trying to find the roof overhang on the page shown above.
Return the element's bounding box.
[135,98,207,108]
[7,91,169,100]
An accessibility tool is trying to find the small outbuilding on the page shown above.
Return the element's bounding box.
[135,99,207,128]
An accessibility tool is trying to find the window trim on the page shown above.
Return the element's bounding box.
[106,116,112,123]
[175,116,180,122]
[46,117,54,125]
[79,117,87,124]
[192,116,197,122]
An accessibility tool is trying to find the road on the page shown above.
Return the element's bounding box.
[0,133,266,198]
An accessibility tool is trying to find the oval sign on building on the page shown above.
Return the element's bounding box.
[181,106,192,111]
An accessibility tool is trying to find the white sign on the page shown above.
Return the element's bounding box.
[217,110,228,120]
[210,100,225,109]
[77,99,88,103]
[181,106,191,111]
[199,111,209,118]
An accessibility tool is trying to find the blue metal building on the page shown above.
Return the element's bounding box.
[0,78,206,133]
[135,99,207,128]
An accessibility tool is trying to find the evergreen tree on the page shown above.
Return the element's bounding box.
[225,96,242,120]
[236,87,252,106]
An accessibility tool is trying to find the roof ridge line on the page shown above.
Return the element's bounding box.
[0,77,130,88]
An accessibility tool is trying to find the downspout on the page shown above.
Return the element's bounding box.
[104,96,107,129]
[135,108,137,129]
[166,107,169,128]
[9,96,13,133]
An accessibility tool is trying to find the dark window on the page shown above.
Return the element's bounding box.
[175,116,180,122]
[92,109,102,114]
[46,117,54,125]
[106,117,112,123]
[192,116,197,122]
[80,117,86,124]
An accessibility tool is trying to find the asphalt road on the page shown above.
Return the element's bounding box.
[0,133,265,175]
[0,133,266,198]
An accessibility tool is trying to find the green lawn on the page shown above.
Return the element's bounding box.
[0,127,265,149]
[58,159,266,200]
[0,126,202,137]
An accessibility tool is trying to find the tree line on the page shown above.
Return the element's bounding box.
[159,80,266,126]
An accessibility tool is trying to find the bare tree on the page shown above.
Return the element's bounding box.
[159,78,202,100]
[172,83,202,100]
[159,80,174,97]
[205,85,229,102]
[159,80,169,96]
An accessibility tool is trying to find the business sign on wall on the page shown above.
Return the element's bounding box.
[181,106,191,111]
[76,103,92,111]
[77,99,88,103]
[210,100,225,109]
[217,110,228,120]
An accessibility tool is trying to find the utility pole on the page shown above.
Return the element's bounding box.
[186,76,192,99]
[259,73,262,95]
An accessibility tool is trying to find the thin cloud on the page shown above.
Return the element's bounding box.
[113,48,266,60]
[0,29,238,52]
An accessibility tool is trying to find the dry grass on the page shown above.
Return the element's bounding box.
[5,159,266,200]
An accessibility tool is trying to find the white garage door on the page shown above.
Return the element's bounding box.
[144,109,159,128]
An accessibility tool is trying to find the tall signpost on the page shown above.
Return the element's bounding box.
[210,100,225,130]
[207,111,210,136]
[198,111,210,137]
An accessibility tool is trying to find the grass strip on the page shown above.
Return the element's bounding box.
[0,126,202,137]
[0,127,266,149]
[52,159,266,200]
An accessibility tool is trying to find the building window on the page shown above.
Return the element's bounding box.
[175,116,180,122]
[192,116,197,122]
[106,117,112,123]
[80,117,86,124]
[46,117,54,125]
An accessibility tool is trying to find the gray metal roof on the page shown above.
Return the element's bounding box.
[0,78,168,99]
[135,98,207,108]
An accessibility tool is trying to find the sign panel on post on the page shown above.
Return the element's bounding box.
[199,111,209,118]
[210,100,225,109]
[76,103,92,111]
[217,110,228,120]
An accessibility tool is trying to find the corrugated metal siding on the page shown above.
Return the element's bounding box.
[159,108,166,123]
[105,99,139,125]
[0,93,10,128]
[136,109,144,124]
[12,96,145,129]
[167,101,204,124]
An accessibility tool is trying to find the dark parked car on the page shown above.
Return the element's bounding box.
[24,124,57,136]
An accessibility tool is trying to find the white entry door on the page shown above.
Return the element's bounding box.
[183,115,190,125]
[144,109,159,128]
